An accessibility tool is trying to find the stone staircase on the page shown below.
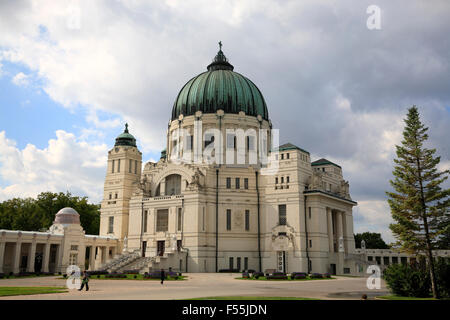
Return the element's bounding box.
[98,250,141,273]
[115,250,185,274]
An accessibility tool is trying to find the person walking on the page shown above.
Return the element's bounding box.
[160,268,165,285]
[78,271,89,291]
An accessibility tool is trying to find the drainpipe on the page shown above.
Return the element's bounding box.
[304,195,310,273]
[255,171,262,272]
[215,169,219,272]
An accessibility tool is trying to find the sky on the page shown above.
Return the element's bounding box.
[0,0,449,243]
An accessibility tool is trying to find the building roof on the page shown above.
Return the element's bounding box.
[115,123,137,147]
[275,143,310,154]
[54,207,80,225]
[171,43,269,121]
[311,158,342,169]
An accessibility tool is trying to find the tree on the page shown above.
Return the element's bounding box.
[386,106,450,299]
[354,232,389,249]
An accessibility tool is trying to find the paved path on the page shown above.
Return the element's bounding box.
[0,274,389,300]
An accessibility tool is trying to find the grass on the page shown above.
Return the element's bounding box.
[0,286,67,297]
[188,296,319,300]
[73,274,187,281]
[0,274,56,280]
[235,276,336,281]
[376,295,437,300]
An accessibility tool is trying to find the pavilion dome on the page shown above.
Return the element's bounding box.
[171,43,269,121]
[54,207,80,225]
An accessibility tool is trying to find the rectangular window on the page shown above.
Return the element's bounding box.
[143,210,148,233]
[245,210,250,231]
[235,177,240,189]
[135,160,137,174]
[344,268,350,274]
[281,177,284,183]
[177,208,182,231]
[237,257,241,271]
[226,209,232,230]
[278,204,286,225]
[244,178,249,189]
[204,133,214,148]
[275,177,278,184]
[244,257,248,271]
[70,245,78,251]
[287,176,290,183]
[383,257,390,265]
[108,216,114,233]
[109,193,112,200]
[286,153,290,159]
[117,159,121,172]
[281,153,284,160]
[226,177,231,189]
[309,239,312,248]
[156,209,169,232]
[129,159,132,173]
[368,256,373,261]
[112,160,115,173]
[185,135,193,151]
[247,136,255,151]
[177,240,182,251]
[392,257,398,264]
[227,134,235,149]
[229,257,234,270]
[115,193,118,199]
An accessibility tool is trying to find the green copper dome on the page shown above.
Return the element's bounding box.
[115,123,137,147]
[171,43,269,121]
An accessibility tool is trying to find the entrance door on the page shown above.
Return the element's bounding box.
[277,251,286,273]
[142,241,147,257]
[330,263,336,275]
[157,241,165,256]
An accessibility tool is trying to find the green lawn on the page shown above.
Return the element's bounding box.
[0,274,56,280]
[80,274,187,281]
[0,286,67,297]
[376,295,437,300]
[188,296,319,300]
[235,276,336,281]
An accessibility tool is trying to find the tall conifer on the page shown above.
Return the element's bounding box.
[387,106,450,299]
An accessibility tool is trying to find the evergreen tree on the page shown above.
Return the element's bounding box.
[386,106,450,299]
[354,232,389,249]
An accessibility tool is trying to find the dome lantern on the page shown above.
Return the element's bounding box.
[115,123,137,147]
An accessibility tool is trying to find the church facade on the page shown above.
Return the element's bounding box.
[99,46,359,275]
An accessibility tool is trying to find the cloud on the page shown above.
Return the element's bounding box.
[0,130,108,203]
[12,72,30,86]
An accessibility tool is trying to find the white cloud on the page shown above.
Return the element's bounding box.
[12,72,30,86]
[0,130,108,203]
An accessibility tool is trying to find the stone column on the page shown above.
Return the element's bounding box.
[326,207,333,252]
[27,241,37,273]
[336,211,344,252]
[160,178,166,196]
[13,241,22,274]
[0,241,6,274]
[101,246,107,264]
[106,247,111,262]
[89,246,96,270]
[42,243,50,273]
[55,244,63,274]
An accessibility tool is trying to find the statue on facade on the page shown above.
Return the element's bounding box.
[338,236,344,252]
[339,180,350,198]
[310,171,324,190]
[138,175,152,196]
[122,236,128,253]
[188,168,204,190]
[361,239,366,251]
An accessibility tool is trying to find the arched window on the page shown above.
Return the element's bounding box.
[165,174,182,195]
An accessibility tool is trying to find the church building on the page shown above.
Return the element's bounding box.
[99,45,358,275]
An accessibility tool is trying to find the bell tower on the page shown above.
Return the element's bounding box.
[100,124,142,249]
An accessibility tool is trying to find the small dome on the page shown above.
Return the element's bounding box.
[171,43,269,121]
[54,207,80,225]
[115,123,137,147]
